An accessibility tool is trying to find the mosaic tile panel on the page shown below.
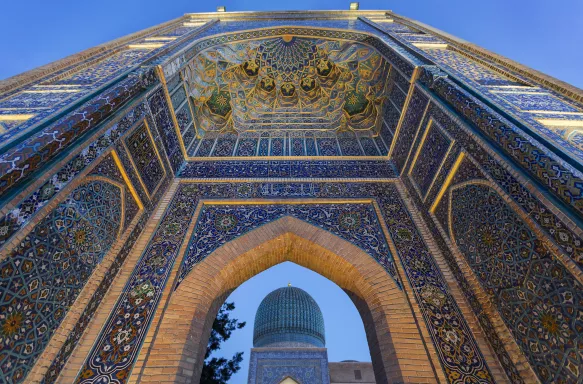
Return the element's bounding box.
[41,175,170,384]
[147,88,182,173]
[337,136,362,156]
[316,138,339,156]
[305,136,317,156]
[211,135,238,157]
[188,132,385,157]
[0,51,152,144]
[391,88,429,172]
[89,153,140,231]
[410,121,452,197]
[270,138,285,156]
[389,84,407,111]
[177,203,398,286]
[76,182,494,384]
[493,92,580,112]
[0,180,122,383]
[418,95,583,281]
[0,103,148,248]
[178,160,397,179]
[383,102,401,135]
[451,183,583,383]
[360,137,381,156]
[290,138,305,156]
[175,105,192,134]
[433,156,484,231]
[423,49,521,86]
[379,122,394,153]
[258,137,270,156]
[0,75,150,200]
[402,176,523,383]
[125,123,165,196]
[248,349,329,384]
[236,138,259,156]
[422,74,583,219]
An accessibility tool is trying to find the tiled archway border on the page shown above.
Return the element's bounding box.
[137,216,438,384]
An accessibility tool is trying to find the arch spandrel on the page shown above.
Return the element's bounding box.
[176,202,400,288]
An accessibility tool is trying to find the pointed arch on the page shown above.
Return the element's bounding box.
[135,216,438,384]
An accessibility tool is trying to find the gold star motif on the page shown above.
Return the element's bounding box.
[262,77,274,88]
[317,59,330,72]
[301,77,313,87]
[281,83,295,93]
[246,60,259,71]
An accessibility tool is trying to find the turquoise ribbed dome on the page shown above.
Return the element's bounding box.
[253,287,325,348]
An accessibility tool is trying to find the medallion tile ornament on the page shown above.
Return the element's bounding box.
[0,180,122,383]
[76,182,494,384]
[451,183,583,383]
[3,9,583,384]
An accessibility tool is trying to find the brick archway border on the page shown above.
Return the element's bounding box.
[136,216,439,384]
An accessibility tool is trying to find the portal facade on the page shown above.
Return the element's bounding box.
[0,8,582,384]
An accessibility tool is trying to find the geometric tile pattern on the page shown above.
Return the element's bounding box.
[176,203,398,286]
[451,183,583,383]
[418,90,583,276]
[423,73,583,219]
[187,131,386,157]
[0,180,122,384]
[248,349,329,384]
[148,88,183,173]
[391,88,430,172]
[0,103,147,248]
[178,160,397,179]
[76,182,493,384]
[409,120,451,197]
[89,153,140,231]
[423,48,521,86]
[494,92,580,112]
[125,123,165,196]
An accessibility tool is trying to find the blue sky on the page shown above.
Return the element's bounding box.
[2,1,581,382]
[1,0,582,88]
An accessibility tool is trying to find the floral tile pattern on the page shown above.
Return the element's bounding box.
[0,180,123,383]
[75,182,494,384]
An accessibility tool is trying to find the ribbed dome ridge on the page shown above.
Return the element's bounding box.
[253,287,325,348]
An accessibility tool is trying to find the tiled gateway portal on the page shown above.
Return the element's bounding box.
[1,9,583,384]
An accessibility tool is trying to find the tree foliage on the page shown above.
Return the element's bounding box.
[200,302,246,384]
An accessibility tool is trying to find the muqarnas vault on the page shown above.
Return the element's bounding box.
[0,7,582,384]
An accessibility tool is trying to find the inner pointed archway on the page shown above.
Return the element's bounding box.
[135,216,439,384]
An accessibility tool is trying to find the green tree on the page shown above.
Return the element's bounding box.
[200,302,246,384]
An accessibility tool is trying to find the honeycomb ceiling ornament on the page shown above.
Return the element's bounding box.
[184,35,391,134]
[253,286,326,348]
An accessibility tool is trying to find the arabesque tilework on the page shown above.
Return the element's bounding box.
[0,103,148,249]
[125,123,165,196]
[177,203,398,286]
[0,180,122,383]
[75,182,494,384]
[451,183,583,383]
[2,9,583,384]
